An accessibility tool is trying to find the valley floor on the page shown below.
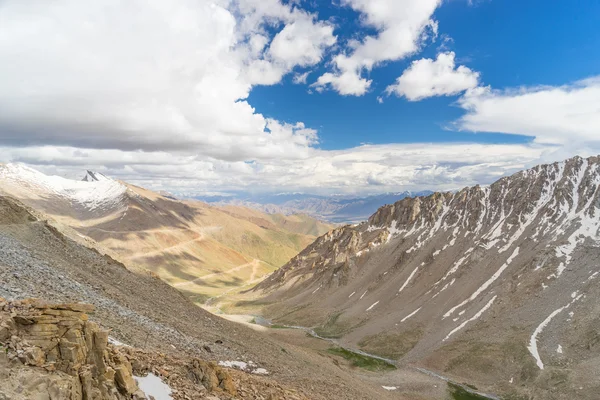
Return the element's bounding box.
[203,296,493,400]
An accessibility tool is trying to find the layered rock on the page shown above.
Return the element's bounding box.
[0,298,144,399]
[0,298,277,400]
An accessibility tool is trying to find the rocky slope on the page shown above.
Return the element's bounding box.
[256,155,600,399]
[0,195,400,400]
[0,163,333,302]
[0,298,307,400]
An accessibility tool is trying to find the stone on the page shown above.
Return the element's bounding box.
[80,368,94,400]
[132,389,148,400]
[12,315,35,325]
[18,346,46,366]
[114,365,138,394]
[188,358,229,393]
[0,326,10,342]
[93,329,109,353]
[217,368,237,395]
[59,339,80,363]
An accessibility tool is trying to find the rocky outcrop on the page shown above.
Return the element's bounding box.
[0,298,145,399]
[0,298,291,400]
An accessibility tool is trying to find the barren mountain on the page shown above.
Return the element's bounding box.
[255,155,600,399]
[0,163,332,302]
[0,195,406,400]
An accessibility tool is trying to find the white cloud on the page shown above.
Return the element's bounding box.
[457,77,600,145]
[268,20,336,68]
[293,72,311,85]
[0,0,597,198]
[386,52,479,101]
[3,142,593,196]
[313,0,442,96]
[0,0,335,161]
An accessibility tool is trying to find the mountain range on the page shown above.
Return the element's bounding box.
[254,155,600,400]
[196,191,433,224]
[2,156,600,399]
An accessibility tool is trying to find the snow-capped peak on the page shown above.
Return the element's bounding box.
[82,170,110,182]
[0,163,127,212]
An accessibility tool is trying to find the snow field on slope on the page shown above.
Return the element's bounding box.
[0,163,127,211]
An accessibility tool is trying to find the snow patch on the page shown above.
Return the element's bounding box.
[527,293,583,369]
[218,360,269,375]
[398,267,419,294]
[437,247,474,284]
[400,307,422,323]
[444,247,519,319]
[443,296,497,341]
[386,220,402,243]
[108,336,129,347]
[587,271,599,281]
[135,373,173,400]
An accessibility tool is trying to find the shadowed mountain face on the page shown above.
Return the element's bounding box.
[256,155,600,399]
[0,164,333,302]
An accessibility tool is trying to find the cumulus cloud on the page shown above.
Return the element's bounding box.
[386,52,480,101]
[456,77,600,145]
[0,0,335,160]
[3,142,591,196]
[313,0,441,95]
[0,0,597,198]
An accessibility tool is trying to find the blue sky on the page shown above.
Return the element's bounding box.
[0,0,599,195]
[249,0,600,149]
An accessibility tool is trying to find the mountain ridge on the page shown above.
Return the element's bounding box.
[254,155,600,399]
[0,163,334,303]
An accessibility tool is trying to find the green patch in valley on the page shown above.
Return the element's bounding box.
[313,312,352,339]
[447,383,489,400]
[233,299,272,307]
[326,347,396,372]
[178,290,211,305]
[268,324,289,329]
